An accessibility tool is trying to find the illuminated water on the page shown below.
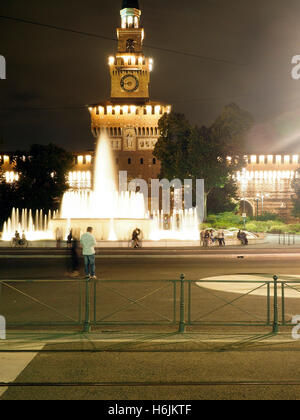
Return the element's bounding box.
[2,135,200,242]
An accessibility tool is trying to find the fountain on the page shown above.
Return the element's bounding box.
[49,135,155,241]
[1,135,200,244]
[2,208,57,241]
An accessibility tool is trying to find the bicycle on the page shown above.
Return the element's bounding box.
[10,238,29,248]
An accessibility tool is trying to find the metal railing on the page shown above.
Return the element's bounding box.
[0,275,298,334]
[279,233,295,245]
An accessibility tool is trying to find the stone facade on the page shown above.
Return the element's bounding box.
[236,154,299,219]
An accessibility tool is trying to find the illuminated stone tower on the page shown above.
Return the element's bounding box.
[89,0,171,181]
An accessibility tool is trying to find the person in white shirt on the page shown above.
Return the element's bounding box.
[80,227,97,279]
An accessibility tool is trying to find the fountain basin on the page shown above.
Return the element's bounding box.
[49,218,153,241]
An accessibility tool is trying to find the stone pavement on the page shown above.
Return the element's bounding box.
[1,330,300,400]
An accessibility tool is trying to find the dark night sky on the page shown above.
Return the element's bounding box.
[1,0,300,153]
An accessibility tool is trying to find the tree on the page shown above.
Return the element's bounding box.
[154,104,253,219]
[13,143,74,211]
[154,112,192,181]
[207,181,238,214]
[291,172,300,218]
[0,159,17,229]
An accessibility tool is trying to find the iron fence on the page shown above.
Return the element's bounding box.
[0,275,299,334]
[279,233,296,245]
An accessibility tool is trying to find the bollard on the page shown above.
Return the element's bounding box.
[273,275,279,334]
[178,274,186,333]
[83,277,91,333]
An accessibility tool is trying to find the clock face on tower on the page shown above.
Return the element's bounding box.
[120,75,139,92]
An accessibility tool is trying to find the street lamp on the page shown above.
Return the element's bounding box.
[256,193,270,216]
[241,197,247,229]
[254,198,259,220]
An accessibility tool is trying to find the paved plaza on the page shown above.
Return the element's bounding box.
[1,241,300,400]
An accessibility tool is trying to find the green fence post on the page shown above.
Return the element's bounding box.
[83,277,91,333]
[178,274,186,333]
[281,282,285,326]
[273,275,279,334]
[267,282,271,325]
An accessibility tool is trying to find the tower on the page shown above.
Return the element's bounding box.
[89,0,171,181]
[110,0,150,102]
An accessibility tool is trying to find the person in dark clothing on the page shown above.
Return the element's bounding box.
[237,230,243,245]
[241,231,248,245]
[70,237,80,277]
[132,228,141,248]
[67,230,73,248]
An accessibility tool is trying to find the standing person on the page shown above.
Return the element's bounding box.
[210,229,216,245]
[200,230,205,246]
[70,231,80,278]
[80,227,97,280]
[203,230,210,247]
[132,228,141,248]
[67,230,73,248]
[55,227,63,249]
[217,229,225,247]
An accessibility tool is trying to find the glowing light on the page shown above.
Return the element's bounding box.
[107,106,113,114]
[276,155,282,164]
[108,56,115,65]
[250,155,257,164]
[146,105,152,115]
[98,106,104,114]
[259,155,265,164]
[130,105,136,114]
[267,155,273,164]
[149,58,153,72]
[123,105,128,115]
[115,105,120,114]
[77,156,83,165]
[86,155,92,164]
[293,155,299,164]
[155,105,161,115]
[284,155,290,164]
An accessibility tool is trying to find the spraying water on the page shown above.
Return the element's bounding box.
[1,134,200,242]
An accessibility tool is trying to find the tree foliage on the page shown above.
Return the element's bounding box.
[153,103,253,217]
[207,181,238,214]
[12,143,74,211]
[291,172,300,218]
[0,160,17,228]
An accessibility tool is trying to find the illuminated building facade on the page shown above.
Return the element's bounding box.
[1,1,299,220]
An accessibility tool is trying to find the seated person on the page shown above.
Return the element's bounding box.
[132,228,141,248]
